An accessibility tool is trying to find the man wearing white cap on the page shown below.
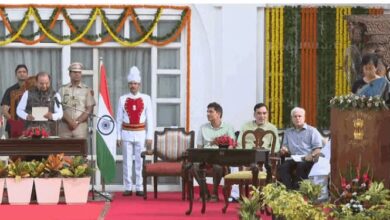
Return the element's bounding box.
[59,62,95,138]
[116,66,153,197]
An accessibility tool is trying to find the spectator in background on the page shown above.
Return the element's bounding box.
[1,64,29,137]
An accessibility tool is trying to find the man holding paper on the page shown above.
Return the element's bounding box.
[16,72,63,135]
[278,107,322,190]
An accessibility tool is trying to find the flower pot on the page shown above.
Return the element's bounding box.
[62,177,91,204]
[6,178,34,205]
[34,178,62,205]
[0,178,4,204]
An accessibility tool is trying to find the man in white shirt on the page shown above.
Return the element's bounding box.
[116,66,153,197]
[16,72,63,135]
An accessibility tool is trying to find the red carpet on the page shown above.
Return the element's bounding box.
[105,191,240,220]
[105,185,273,220]
[0,202,105,220]
[0,187,274,220]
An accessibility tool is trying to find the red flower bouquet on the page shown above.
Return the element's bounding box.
[214,135,237,149]
[333,161,372,215]
[22,127,49,138]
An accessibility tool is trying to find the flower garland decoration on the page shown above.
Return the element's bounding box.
[330,94,388,110]
[300,7,318,126]
[130,7,190,46]
[271,8,277,127]
[101,8,162,47]
[265,8,270,110]
[278,7,284,128]
[0,5,189,46]
[0,7,32,46]
[61,7,130,45]
[33,7,98,45]
[317,7,336,130]
[335,7,351,96]
[265,6,377,129]
[0,7,61,44]
[274,8,279,128]
[266,7,284,128]
[282,6,301,128]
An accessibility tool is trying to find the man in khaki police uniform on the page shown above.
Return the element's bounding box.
[59,62,95,138]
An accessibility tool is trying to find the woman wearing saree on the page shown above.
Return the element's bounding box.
[352,53,390,102]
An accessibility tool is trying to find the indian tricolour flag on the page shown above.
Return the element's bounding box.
[96,62,116,182]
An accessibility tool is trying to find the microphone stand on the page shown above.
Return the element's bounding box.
[58,101,112,202]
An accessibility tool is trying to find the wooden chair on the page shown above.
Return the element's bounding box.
[141,128,194,200]
[222,128,279,212]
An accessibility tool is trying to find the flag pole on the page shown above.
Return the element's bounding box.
[98,57,106,193]
[89,57,111,201]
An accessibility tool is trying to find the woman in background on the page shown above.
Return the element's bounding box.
[352,53,389,102]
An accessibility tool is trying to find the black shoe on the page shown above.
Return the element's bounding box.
[122,190,132,196]
[136,191,144,196]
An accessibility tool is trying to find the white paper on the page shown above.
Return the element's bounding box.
[32,107,49,121]
[291,154,306,162]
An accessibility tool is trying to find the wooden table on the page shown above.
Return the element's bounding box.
[0,138,87,156]
[184,148,270,215]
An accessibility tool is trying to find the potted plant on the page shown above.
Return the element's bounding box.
[6,158,33,204]
[332,181,390,219]
[60,156,92,204]
[267,183,328,219]
[33,154,64,204]
[298,179,323,204]
[0,160,7,204]
[240,182,327,220]
[239,186,263,220]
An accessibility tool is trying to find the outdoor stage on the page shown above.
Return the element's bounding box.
[0,189,266,220]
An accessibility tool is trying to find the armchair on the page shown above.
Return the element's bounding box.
[141,128,194,200]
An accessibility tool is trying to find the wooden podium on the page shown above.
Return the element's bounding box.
[0,138,87,156]
[330,108,390,191]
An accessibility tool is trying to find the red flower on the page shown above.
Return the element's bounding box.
[362,173,370,182]
[341,177,347,189]
[214,135,237,148]
[22,127,50,138]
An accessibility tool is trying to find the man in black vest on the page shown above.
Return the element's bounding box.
[16,72,63,135]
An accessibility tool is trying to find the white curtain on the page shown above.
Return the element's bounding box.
[98,48,151,115]
[0,48,62,96]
